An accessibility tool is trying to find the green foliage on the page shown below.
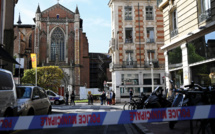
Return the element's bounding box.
[21,66,64,92]
[168,47,182,64]
[188,43,207,74]
[188,43,205,64]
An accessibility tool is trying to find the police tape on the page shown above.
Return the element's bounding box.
[0,105,215,131]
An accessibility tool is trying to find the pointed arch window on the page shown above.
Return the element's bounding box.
[29,34,32,48]
[51,27,65,61]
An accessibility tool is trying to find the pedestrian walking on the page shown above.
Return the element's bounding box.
[112,91,116,105]
[70,90,75,105]
[106,92,110,105]
[87,91,91,105]
[65,91,69,105]
[90,94,93,105]
[129,89,133,102]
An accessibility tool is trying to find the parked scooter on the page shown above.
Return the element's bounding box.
[144,86,172,108]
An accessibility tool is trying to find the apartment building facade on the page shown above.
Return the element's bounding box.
[157,0,215,92]
[108,0,165,102]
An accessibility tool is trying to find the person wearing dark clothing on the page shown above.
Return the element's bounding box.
[129,89,133,101]
[100,91,106,105]
[112,91,116,105]
[90,94,93,105]
[65,92,69,105]
[70,91,75,105]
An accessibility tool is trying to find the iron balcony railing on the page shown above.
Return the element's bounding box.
[170,29,178,38]
[122,61,137,68]
[146,38,155,43]
[146,14,153,20]
[109,60,165,70]
[125,38,133,43]
[199,9,211,23]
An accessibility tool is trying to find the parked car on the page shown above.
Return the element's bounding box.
[46,90,65,105]
[16,86,52,116]
[0,69,17,117]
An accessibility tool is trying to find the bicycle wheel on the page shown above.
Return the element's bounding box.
[123,102,131,110]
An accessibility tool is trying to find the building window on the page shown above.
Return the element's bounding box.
[125,28,133,43]
[146,6,153,20]
[122,74,139,85]
[147,50,155,61]
[29,34,32,48]
[125,6,132,20]
[143,74,161,85]
[198,0,211,22]
[57,14,59,19]
[188,31,215,64]
[170,9,178,38]
[168,46,182,69]
[51,27,65,61]
[146,27,154,43]
[123,50,135,67]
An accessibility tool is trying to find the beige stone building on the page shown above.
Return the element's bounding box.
[158,0,215,91]
[108,0,165,102]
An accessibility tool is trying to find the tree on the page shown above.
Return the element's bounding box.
[21,66,64,92]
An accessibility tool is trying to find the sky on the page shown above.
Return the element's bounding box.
[14,0,111,53]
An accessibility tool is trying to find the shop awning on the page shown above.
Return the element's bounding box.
[0,46,20,65]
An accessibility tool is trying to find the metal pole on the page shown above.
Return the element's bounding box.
[36,57,37,86]
[19,31,21,85]
[151,62,154,92]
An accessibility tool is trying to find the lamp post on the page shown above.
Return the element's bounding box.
[150,62,154,92]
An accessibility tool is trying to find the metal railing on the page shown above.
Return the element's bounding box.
[170,29,178,38]
[109,60,165,70]
[199,9,211,23]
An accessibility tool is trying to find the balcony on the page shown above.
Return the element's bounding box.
[170,29,178,38]
[125,38,133,44]
[109,59,164,70]
[146,14,153,20]
[199,9,211,23]
[109,38,115,51]
[122,61,137,68]
[144,60,159,68]
[146,38,155,43]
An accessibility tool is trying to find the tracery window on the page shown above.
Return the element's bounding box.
[51,27,65,61]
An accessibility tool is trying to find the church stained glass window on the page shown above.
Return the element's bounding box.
[51,27,65,61]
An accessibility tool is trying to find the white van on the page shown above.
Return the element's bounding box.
[46,90,65,105]
[0,69,17,117]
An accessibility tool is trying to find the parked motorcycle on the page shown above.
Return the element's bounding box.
[144,86,172,109]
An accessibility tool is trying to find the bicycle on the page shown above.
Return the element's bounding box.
[123,93,148,110]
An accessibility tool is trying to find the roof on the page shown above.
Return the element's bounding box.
[36,4,41,13]
[42,3,74,15]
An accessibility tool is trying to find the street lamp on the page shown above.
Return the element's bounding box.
[150,62,154,92]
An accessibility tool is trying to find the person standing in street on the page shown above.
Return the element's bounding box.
[106,92,110,105]
[65,91,69,105]
[110,91,112,105]
[129,89,133,102]
[100,91,106,105]
[70,90,75,105]
[112,90,116,105]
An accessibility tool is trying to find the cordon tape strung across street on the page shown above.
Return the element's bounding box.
[0,105,215,131]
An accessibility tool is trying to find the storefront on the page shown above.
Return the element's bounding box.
[164,31,215,89]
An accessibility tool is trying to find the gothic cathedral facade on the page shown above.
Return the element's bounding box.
[14,3,90,95]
